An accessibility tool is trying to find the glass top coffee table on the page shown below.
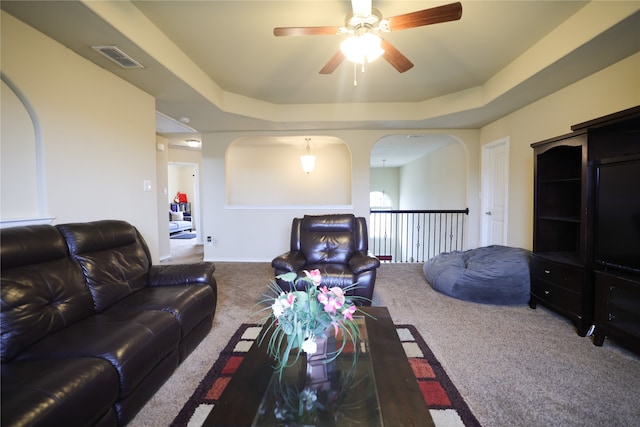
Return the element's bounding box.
[203,306,434,426]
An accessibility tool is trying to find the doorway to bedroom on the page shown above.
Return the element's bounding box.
[168,163,200,256]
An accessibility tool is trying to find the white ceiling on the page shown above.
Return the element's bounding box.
[2,1,639,166]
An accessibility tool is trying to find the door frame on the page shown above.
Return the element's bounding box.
[168,162,202,244]
[480,137,509,246]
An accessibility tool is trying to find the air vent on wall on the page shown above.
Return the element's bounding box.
[91,46,144,69]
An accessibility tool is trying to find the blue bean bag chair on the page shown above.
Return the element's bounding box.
[423,245,531,305]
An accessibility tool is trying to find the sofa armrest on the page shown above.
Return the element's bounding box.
[148,262,216,287]
[349,252,381,275]
[271,252,306,272]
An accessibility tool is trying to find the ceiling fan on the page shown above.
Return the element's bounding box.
[274,0,462,74]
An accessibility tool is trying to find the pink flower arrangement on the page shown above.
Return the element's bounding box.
[260,269,366,376]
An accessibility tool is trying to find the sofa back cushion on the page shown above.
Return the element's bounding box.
[57,220,152,312]
[299,214,357,265]
[0,225,94,362]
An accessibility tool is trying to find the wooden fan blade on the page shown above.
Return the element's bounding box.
[319,50,346,74]
[381,39,414,73]
[274,26,341,36]
[387,2,462,31]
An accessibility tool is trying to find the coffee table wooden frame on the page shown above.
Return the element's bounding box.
[204,306,434,426]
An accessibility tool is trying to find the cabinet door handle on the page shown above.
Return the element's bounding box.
[544,290,550,295]
[485,211,492,215]
[544,270,551,274]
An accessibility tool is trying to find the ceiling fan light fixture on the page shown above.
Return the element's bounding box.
[340,32,384,64]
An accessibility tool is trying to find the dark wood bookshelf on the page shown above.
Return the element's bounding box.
[530,106,640,349]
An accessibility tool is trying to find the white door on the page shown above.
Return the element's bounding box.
[481,138,509,246]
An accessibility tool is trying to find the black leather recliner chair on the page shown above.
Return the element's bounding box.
[271,214,380,305]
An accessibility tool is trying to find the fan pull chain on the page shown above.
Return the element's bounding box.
[351,60,370,87]
[353,62,358,86]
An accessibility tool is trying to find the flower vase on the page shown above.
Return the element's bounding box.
[306,334,328,362]
[305,334,330,385]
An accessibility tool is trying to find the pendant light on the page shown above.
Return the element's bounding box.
[300,138,316,174]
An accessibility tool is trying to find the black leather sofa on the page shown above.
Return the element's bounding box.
[271,214,380,304]
[1,220,217,427]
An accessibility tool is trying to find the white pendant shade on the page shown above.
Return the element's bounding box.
[340,33,384,64]
[300,154,316,174]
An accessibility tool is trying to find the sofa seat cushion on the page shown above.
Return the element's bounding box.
[105,284,215,337]
[169,220,192,234]
[1,358,119,427]
[14,311,180,397]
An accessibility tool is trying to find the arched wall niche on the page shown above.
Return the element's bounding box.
[1,74,48,226]
[225,135,352,207]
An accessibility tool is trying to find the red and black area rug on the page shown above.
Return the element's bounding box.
[171,324,481,427]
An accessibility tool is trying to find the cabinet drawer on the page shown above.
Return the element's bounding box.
[531,278,581,314]
[530,257,584,292]
[595,272,640,334]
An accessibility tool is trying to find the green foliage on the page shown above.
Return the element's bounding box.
[257,270,369,378]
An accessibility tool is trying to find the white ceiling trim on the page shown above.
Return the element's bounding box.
[82,0,635,126]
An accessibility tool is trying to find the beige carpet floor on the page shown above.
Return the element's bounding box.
[130,241,640,426]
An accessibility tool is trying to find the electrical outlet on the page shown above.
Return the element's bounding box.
[206,236,213,246]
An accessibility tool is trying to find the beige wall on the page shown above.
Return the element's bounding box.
[225,138,351,206]
[399,140,467,210]
[168,165,196,205]
[370,167,399,209]
[370,139,467,211]
[1,78,40,220]
[1,11,161,261]
[201,130,480,262]
[481,53,640,250]
[3,9,638,263]
[156,136,170,260]
[200,51,639,261]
